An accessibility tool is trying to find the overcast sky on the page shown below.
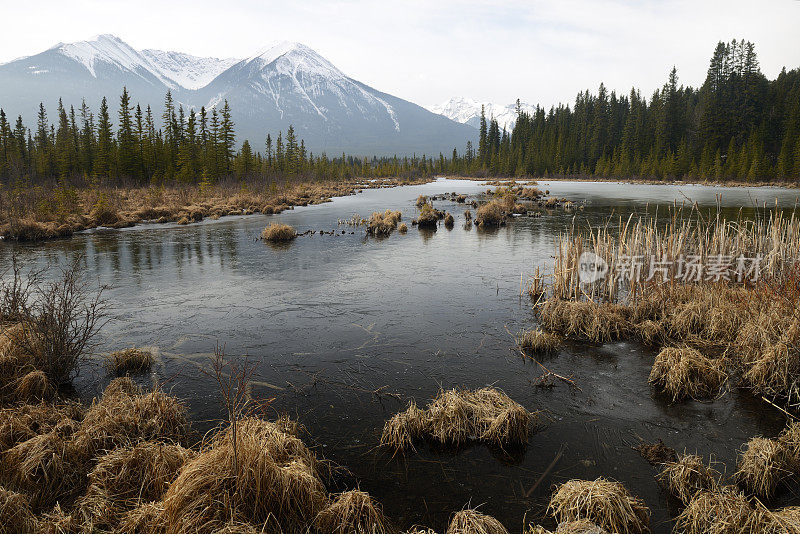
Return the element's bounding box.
[2,0,799,108]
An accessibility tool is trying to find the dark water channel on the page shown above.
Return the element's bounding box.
[3,179,800,533]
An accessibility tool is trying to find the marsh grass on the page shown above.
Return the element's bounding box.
[313,489,391,534]
[380,388,533,453]
[367,210,403,237]
[519,329,561,355]
[673,487,752,534]
[548,478,650,534]
[445,509,509,534]
[735,437,789,498]
[261,223,297,242]
[648,346,727,401]
[656,453,721,504]
[106,348,155,375]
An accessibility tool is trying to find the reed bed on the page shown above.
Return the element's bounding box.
[445,508,509,534]
[656,453,721,504]
[548,478,650,534]
[549,209,800,303]
[648,347,727,401]
[106,348,155,375]
[380,388,533,453]
[261,223,297,242]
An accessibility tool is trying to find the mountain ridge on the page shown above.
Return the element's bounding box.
[0,35,475,155]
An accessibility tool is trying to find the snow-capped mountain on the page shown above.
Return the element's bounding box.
[0,35,474,155]
[429,97,536,131]
[140,49,239,91]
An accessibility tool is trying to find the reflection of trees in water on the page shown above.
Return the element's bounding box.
[0,227,244,285]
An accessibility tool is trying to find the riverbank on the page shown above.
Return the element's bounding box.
[445,175,800,189]
[0,177,431,243]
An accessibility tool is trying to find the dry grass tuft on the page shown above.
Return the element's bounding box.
[735,437,788,498]
[261,223,296,242]
[548,478,650,534]
[673,487,752,534]
[648,347,726,401]
[314,489,390,534]
[417,204,441,230]
[106,348,154,375]
[656,453,721,504]
[87,441,195,505]
[14,370,55,402]
[381,388,533,453]
[73,384,190,455]
[398,223,408,234]
[444,213,455,228]
[445,508,509,534]
[367,210,403,237]
[116,501,165,534]
[745,506,800,534]
[0,485,38,533]
[380,401,426,452]
[475,200,507,228]
[161,417,326,534]
[520,329,561,355]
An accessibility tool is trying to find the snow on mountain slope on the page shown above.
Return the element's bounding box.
[141,49,239,90]
[429,97,536,130]
[0,35,475,154]
[55,34,171,84]
[210,41,400,130]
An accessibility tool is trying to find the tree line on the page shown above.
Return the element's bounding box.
[453,39,800,182]
[0,90,441,187]
[2,39,799,186]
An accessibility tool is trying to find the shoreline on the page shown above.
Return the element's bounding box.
[0,177,432,243]
[444,174,800,189]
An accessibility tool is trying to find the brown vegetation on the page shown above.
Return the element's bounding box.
[1,178,429,242]
[648,347,727,401]
[367,210,403,237]
[261,223,297,242]
[548,478,650,534]
[446,508,509,534]
[656,453,721,504]
[106,348,155,375]
[735,437,788,498]
[519,329,561,355]
[381,388,533,453]
[673,487,752,534]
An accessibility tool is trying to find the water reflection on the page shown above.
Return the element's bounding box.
[1,179,798,533]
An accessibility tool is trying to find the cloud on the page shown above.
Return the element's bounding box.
[1,0,797,108]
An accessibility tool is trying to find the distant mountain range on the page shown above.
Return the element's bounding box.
[428,97,536,131]
[0,34,475,155]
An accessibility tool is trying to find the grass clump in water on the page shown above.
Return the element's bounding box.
[673,487,752,534]
[519,329,561,355]
[548,478,650,534]
[656,453,721,504]
[648,346,726,401]
[313,489,391,534]
[367,210,402,237]
[380,387,534,453]
[417,204,442,229]
[261,223,296,242]
[106,348,154,375]
[735,437,789,498]
[446,508,509,534]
